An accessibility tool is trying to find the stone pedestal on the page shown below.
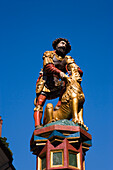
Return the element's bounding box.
[30,120,92,170]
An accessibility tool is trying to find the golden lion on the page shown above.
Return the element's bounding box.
[43,64,87,130]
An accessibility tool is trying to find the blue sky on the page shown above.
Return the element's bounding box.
[0,0,113,169]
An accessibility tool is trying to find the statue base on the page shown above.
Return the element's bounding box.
[30,120,92,170]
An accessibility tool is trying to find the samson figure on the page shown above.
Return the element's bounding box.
[34,38,83,129]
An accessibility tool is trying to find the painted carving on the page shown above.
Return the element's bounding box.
[34,38,85,129]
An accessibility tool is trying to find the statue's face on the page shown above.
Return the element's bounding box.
[57,41,67,48]
[56,41,67,57]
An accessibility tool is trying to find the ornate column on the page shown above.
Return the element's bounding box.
[30,120,92,170]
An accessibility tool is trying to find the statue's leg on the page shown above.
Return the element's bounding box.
[34,94,46,129]
[78,106,88,130]
[71,97,79,123]
[78,107,84,125]
[44,103,54,124]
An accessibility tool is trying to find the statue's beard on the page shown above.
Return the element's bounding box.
[55,46,67,57]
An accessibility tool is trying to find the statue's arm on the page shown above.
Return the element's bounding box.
[44,64,61,76]
[36,73,43,84]
[43,51,67,79]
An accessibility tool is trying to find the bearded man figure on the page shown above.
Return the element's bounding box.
[34,38,83,129]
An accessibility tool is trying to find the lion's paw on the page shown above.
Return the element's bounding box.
[72,118,78,124]
[78,120,84,125]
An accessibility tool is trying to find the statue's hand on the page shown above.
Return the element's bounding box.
[60,72,68,80]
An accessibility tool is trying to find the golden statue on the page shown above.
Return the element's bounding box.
[34,38,87,129]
